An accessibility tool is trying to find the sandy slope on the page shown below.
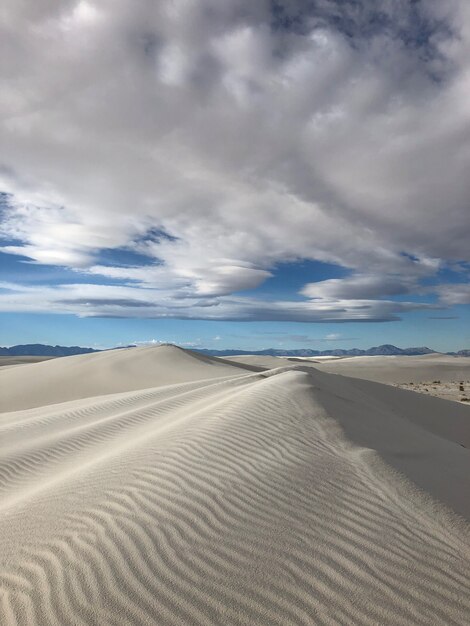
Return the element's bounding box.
[228,353,470,403]
[0,345,260,412]
[0,356,55,368]
[313,353,470,383]
[0,346,470,625]
[227,353,470,383]
[309,354,470,404]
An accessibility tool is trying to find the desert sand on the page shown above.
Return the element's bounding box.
[228,353,470,404]
[0,346,470,625]
[0,356,54,368]
[0,345,260,412]
[313,354,470,404]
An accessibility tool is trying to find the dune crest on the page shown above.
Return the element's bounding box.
[0,349,470,624]
[0,345,260,412]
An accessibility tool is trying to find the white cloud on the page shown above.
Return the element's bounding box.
[301,273,426,300]
[0,0,469,320]
[0,281,434,322]
[324,333,341,341]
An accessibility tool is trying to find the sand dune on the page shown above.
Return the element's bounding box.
[0,356,54,368]
[228,353,470,403]
[1,346,470,625]
[227,353,470,383]
[0,345,260,412]
[314,353,470,383]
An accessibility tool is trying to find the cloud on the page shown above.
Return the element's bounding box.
[437,284,470,306]
[322,333,358,342]
[427,315,459,320]
[0,0,469,320]
[133,338,201,347]
[301,273,422,300]
[0,281,434,322]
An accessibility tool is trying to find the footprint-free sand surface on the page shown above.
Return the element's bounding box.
[1,346,470,625]
[0,356,54,368]
[228,353,470,403]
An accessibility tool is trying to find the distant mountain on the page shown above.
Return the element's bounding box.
[0,344,100,357]
[364,345,436,356]
[195,345,437,357]
[447,349,470,357]
[2,343,468,359]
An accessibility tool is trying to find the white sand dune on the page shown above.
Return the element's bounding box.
[227,353,470,384]
[314,353,470,384]
[228,353,470,403]
[0,346,470,625]
[0,345,260,412]
[0,356,54,368]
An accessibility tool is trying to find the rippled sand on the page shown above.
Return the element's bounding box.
[0,346,469,625]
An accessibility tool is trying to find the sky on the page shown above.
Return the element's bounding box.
[1,0,470,351]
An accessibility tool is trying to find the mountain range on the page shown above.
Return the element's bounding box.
[196,345,438,357]
[0,344,99,357]
[1,343,469,357]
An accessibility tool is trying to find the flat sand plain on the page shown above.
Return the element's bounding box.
[314,354,470,404]
[0,346,469,625]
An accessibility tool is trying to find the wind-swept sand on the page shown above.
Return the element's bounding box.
[313,353,470,383]
[0,346,470,624]
[0,356,54,368]
[228,353,470,403]
[311,354,470,404]
[0,345,260,412]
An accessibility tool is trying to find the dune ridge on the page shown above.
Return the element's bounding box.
[0,345,261,412]
[0,347,470,625]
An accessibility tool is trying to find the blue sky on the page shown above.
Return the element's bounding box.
[2,310,469,353]
[2,248,469,351]
[1,1,469,351]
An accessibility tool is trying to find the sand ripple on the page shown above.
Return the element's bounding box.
[1,357,470,624]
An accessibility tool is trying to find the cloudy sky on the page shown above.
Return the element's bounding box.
[1,0,470,350]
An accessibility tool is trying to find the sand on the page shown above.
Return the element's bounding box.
[313,353,470,382]
[228,353,470,403]
[0,345,261,412]
[0,356,55,368]
[0,346,469,625]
